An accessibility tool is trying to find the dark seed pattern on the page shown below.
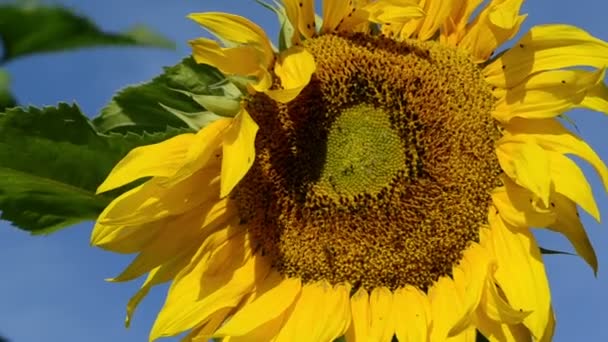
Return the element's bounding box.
[235,33,502,291]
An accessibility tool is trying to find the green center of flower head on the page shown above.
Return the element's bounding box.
[236,32,502,291]
[315,104,407,198]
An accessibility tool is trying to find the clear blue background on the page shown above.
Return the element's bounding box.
[1,1,606,341]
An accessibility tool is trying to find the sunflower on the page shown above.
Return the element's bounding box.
[92,0,608,341]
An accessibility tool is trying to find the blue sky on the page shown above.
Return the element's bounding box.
[1,0,607,341]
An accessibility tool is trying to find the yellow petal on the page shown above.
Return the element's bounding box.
[380,21,408,40]
[265,87,309,103]
[447,327,477,342]
[441,0,484,44]
[547,151,600,221]
[160,118,230,188]
[109,231,195,283]
[345,287,370,342]
[290,0,316,38]
[339,0,375,33]
[109,199,234,282]
[490,177,556,229]
[495,136,551,207]
[91,190,230,253]
[97,133,195,193]
[281,0,302,45]
[151,229,245,337]
[274,46,316,90]
[125,257,189,327]
[316,283,353,342]
[503,118,608,193]
[218,273,296,342]
[487,0,525,29]
[369,287,394,342]
[492,68,606,122]
[181,307,233,342]
[474,310,532,342]
[417,0,455,41]
[479,266,530,324]
[275,281,352,342]
[360,0,424,25]
[190,38,265,77]
[478,226,531,342]
[393,16,420,40]
[97,169,220,226]
[539,307,556,342]
[580,79,608,113]
[221,306,293,342]
[428,276,464,342]
[459,0,526,63]
[221,108,259,198]
[265,47,315,103]
[393,286,431,342]
[91,218,163,254]
[487,210,552,341]
[450,243,492,336]
[248,67,274,93]
[321,0,353,33]
[188,12,274,67]
[382,0,422,41]
[215,276,301,336]
[397,0,456,42]
[547,194,599,275]
[484,24,608,88]
[150,232,270,341]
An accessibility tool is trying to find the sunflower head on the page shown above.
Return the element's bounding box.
[92,1,608,341]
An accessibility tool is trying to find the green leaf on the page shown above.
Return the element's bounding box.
[255,0,293,51]
[120,25,174,50]
[0,69,16,111]
[0,103,185,234]
[0,4,174,62]
[158,104,224,131]
[93,57,240,134]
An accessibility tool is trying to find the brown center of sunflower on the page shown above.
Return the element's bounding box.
[235,33,502,291]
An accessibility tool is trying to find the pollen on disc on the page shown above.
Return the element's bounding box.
[235,32,502,292]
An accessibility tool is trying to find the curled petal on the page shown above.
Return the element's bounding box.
[190,38,265,77]
[503,118,608,194]
[496,136,551,207]
[484,24,608,88]
[492,68,606,122]
[487,210,552,340]
[97,134,195,194]
[221,108,259,198]
[321,0,353,33]
[188,12,274,67]
[460,0,526,63]
[215,275,302,337]
[548,194,599,275]
[266,46,316,103]
[491,177,556,229]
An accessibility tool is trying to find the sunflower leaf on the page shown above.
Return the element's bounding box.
[255,0,293,51]
[0,69,16,111]
[0,4,174,63]
[0,103,186,234]
[92,57,238,134]
[158,104,224,131]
